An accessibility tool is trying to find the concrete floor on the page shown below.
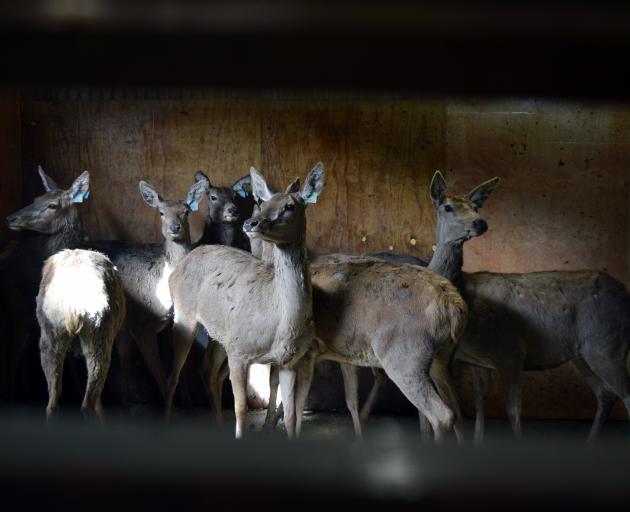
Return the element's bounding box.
[188,408,630,443]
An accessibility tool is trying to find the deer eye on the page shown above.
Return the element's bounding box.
[48,203,59,210]
[211,195,217,201]
[159,211,164,217]
[444,204,453,213]
[284,203,295,212]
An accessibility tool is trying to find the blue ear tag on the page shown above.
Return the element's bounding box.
[72,190,90,203]
[304,191,319,204]
[188,198,199,212]
[235,187,249,199]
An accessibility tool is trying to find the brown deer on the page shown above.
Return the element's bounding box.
[90,178,207,405]
[426,171,630,441]
[36,249,125,420]
[244,172,468,440]
[166,164,325,438]
[3,167,90,399]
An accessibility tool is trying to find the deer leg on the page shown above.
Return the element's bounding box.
[203,342,228,426]
[374,335,455,443]
[132,325,167,401]
[279,368,297,439]
[228,357,249,439]
[264,365,280,430]
[419,414,433,442]
[497,363,523,438]
[114,330,133,409]
[360,368,387,424]
[471,366,492,444]
[40,336,68,421]
[165,315,198,418]
[295,348,317,438]
[339,363,363,438]
[80,333,113,423]
[430,359,464,443]
[580,347,630,435]
[573,358,617,441]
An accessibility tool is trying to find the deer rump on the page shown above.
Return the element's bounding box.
[310,254,468,366]
[457,270,630,370]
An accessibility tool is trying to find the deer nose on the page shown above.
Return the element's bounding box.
[170,223,181,233]
[473,219,488,234]
[243,218,259,231]
[6,215,17,226]
[227,206,238,216]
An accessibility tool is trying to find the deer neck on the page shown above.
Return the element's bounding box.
[428,239,465,287]
[202,219,236,246]
[271,240,312,322]
[43,207,85,260]
[164,235,191,267]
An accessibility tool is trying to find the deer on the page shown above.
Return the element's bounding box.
[194,171,252,250]
[240,172,468,440]
[89,178,207,406]
[3,167,90,399]
[192,171,276,424]
[165,163,325,438]
[36,249,125,420]
[422,171,630,442]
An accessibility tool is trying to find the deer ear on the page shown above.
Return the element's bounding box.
[38,166,60,192]
[139,181,162,208]
[285,178,301,194]
[185,179,207,212]
[195,170,211,187]
[468,177,501,208]
[250,166,274,203]
[68,171,90,203]
[430,171,447,208]
[300,162,325,204]
[232,174,251,198]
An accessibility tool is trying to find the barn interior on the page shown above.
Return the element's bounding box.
[0,2,629,511]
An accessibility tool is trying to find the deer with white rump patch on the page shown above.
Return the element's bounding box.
[36,249,125,420]
[425,171,630,442]
[3,167,90,398]
[90,178,207,405]
[166,163,325,437]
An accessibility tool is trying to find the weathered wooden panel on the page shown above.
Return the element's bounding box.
[18,95,630,421]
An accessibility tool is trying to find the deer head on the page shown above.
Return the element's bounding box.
[6,166,90,234]
[430,171,500,245]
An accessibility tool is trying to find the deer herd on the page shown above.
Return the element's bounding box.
[2,162,630,443]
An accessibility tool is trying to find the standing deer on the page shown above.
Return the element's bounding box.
[244,173,468,440]
[3,167,90,399]
[36,249,125,420]
[202,181,281,428]
[166,163,325,438]
[90,178,207,405]
[424,171,630,441]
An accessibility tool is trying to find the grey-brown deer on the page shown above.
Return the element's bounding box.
[243,174,469,440]
[3,167,90,399]
[90,178,207,405]
[36,249,125,420]
[425,171,630,442]
[166,163,325,438]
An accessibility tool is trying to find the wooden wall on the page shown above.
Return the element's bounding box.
[16,93,630,420]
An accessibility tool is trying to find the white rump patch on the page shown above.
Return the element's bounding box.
[155,261,173,310]
[43,251,109,332]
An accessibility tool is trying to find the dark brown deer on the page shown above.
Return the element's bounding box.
[36,249,125,420]
[166,164,325,438]
[3,167,90,399]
